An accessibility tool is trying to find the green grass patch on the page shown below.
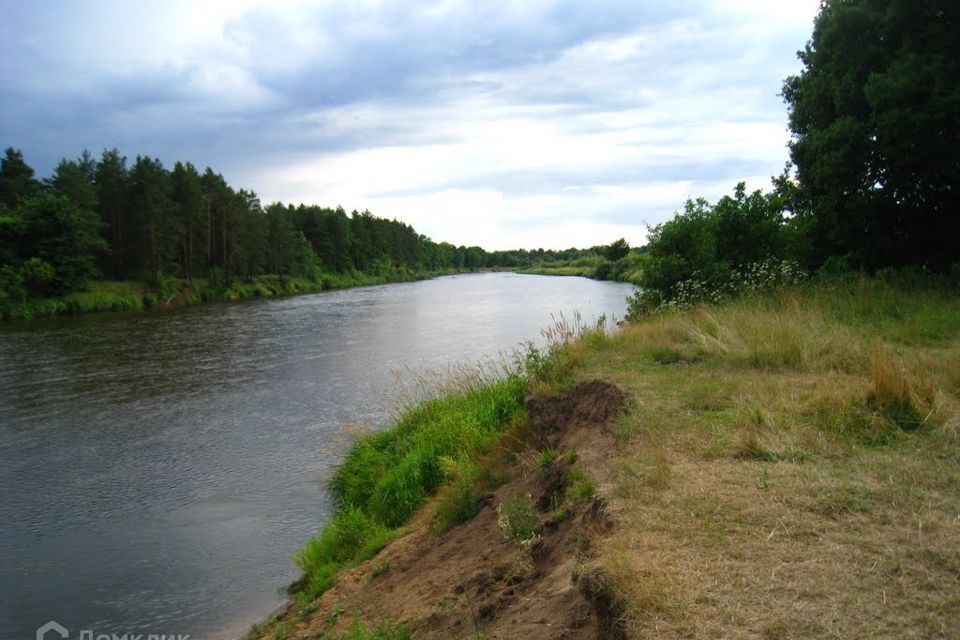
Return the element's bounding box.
[496,492,540,544]
[320,617,411,640]
[567,465,596,501]
[2,268,473,321]
[536,448,560,469]
[293,374,526,602]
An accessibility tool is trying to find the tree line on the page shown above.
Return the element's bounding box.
[630,0,959,314]
[0,146,634,311]
[0,149,500,303]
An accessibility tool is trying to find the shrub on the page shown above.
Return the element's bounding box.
[497,492,540,547]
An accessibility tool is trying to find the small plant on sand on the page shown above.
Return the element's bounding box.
[273,621,292,640]
[335,617,411,640]
[568,465,596,501]
[497,492,541,548]
[536,448,559,469]
[296,592,318,618]
[327,602,345,625]
[370,560,390,579]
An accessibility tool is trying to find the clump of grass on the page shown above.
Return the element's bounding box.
[273,621,292,640]
[431,458,484,533]
[327,603,345,625]
[550,491,570,522]
[586,538,674,632]
[330,375,526,527]
[318,617,410,640]
[293,506,398,602]
[496,492,540,547]
[734,430,779,462]
[568,465,596,501]
[866,346,938,431]
[536,448,559,469]
[432,413,528,533]
[521,311,613,393]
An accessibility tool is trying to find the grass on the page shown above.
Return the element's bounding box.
[535,448,560,469]
[0,279,146,319]
[566,276,960,637]
[263,274,958,639]
[370,560,390,579]
[496,492,540,544]
[313,617,411,640]
[0,267,473,321]
[567,465,596,501]
[517,265,596,278]
[293,373,527,602]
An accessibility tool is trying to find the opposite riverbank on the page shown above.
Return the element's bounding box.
[0,268,475,321]
[245,276,960,639]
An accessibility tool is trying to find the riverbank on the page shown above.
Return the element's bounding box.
[0,268,472,321]
[246,276,960,639]
[515,261,643,285]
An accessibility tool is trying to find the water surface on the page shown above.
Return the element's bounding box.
[0,273,633,640]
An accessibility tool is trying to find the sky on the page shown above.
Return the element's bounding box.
[0,0,821,250]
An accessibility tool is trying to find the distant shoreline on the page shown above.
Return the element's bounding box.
[0,268,473,323]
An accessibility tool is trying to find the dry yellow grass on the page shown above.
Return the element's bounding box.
[576,284,960,638]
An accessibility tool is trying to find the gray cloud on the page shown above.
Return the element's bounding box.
[0,0,817,248]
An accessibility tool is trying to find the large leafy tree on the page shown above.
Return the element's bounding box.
[783,0,960,271]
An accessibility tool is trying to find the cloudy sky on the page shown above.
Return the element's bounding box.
[0,0,819,250]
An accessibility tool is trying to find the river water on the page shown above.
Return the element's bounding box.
[0,273,633,640]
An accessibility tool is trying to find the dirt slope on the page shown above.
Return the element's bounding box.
[265,380,629,640]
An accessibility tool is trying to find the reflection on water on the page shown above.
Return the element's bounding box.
[0,273,633,640]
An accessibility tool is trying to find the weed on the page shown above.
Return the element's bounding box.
[296,591,318,618]
[274,621,292,640]
[334,617,410,640]
[370,560,390,579]
[568,465,596,501]
[536,448,559,469]
[326,603,345,625]
[496,492,540,547]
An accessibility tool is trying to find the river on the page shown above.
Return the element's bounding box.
[0,273,633,640]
